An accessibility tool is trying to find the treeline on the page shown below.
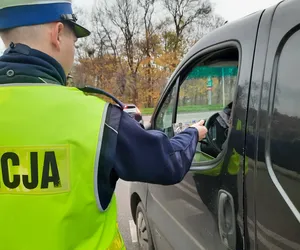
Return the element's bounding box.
[71,0,225,108]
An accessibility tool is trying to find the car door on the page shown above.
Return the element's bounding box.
[246,0,300,249]
[146,11,264,250]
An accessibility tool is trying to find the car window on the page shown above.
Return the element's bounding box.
[154,83,178,138]
[175,48,239,163]
[175,49,238,134]
[268,30,300,212]
[154,47,240,163]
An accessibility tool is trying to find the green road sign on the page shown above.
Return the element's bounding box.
[207,77,213,87]
[187,66,238,80]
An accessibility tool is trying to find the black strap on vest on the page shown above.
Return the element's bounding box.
[78,86,125,109]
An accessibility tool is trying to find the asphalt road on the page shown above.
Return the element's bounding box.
[116,180,139,250]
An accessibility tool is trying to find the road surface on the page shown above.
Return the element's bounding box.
[116,180,139,249]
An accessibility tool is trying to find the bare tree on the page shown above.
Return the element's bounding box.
[137,0,155,56]
[186,13,226,46]
[161,0,212,52]
[73,6,92,60]
[104,0,142,103]
[91,6,127,93]
[137,0,157,106]
[72,0,227,109]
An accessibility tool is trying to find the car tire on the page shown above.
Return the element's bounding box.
[136,202,155,250]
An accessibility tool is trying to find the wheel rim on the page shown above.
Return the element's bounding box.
[137,211,149,249]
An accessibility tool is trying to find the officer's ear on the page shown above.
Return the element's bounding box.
[50,22,65,51]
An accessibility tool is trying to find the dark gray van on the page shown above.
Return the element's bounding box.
[129,0,300,249]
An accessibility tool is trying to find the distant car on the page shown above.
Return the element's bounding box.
[123,104,144,125]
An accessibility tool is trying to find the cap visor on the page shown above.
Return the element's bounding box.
[69,21,91,38]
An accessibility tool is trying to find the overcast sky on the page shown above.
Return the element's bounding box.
[72,0,282,21]
[0,0,282,52]
[211,0,281,21]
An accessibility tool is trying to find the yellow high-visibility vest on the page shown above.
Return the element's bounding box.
[0,84,125,250]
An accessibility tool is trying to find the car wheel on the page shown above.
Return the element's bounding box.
[136,202,154,250]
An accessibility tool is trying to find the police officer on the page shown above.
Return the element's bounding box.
[0,1,207,250]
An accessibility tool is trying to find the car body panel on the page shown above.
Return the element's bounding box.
[246,0,300,249]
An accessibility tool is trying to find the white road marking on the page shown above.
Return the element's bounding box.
[129,219,138,243]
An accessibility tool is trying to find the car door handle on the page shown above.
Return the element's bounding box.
[218,190,236,250]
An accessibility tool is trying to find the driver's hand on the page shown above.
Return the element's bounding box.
[191,120,208,141]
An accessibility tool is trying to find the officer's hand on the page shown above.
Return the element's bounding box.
[191,120,208,141]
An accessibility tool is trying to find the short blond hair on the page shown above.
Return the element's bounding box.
[0,24,48,47]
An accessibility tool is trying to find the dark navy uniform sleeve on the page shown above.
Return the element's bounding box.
[114,109,199,185]
[97,104,199,210]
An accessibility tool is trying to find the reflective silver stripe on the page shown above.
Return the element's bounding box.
[105,123,118,134]
[94,102,109,212]
[38,77,48,83]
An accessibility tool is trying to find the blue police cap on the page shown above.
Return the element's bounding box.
[0,0,90,38]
